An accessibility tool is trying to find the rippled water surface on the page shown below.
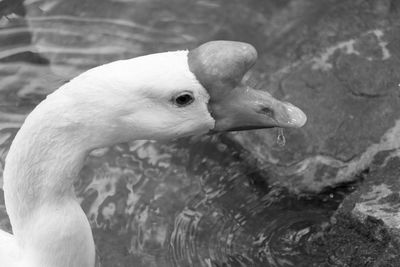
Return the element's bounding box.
[0,1,351,266]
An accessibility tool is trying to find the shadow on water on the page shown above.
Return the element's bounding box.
[0,0,359,266]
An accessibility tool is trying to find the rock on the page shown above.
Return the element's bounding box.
[342,151,400,234]
[231,1,400,192]
[308,152,400,266]
[309,213,400,266]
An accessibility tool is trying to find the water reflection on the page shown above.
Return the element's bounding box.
[75,137,346,267]
[0,0,350,266]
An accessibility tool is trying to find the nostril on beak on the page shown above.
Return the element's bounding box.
[259,107,274,118]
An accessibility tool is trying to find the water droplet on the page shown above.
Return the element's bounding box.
[277,128,286,147]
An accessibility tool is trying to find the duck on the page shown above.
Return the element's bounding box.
[0,41,306,267]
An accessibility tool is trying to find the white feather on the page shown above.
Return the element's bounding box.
[0,50,215,267]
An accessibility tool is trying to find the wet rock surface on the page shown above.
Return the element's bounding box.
[233,1,400,193]
[309,152,400,266]
[308,213,400,266]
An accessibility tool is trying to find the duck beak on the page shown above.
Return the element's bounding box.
[209,84,307,132]
[187,40,306,132]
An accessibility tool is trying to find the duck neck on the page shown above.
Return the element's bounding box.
[3,97,97,267]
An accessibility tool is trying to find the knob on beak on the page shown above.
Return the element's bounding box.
[188,41,307,131]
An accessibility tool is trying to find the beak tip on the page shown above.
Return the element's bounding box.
[283,103,307,128]
[283,102,307,128]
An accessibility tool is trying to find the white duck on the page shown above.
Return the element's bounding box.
[0,41,306,267]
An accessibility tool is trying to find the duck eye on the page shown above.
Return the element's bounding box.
[173,92,194,107]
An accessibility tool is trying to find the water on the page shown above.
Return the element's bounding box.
[276,128,286,147]
[0,1,352,266]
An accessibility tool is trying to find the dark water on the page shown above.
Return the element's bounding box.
[0,1,352,266]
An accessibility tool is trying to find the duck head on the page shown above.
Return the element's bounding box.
[53,41,306,145]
